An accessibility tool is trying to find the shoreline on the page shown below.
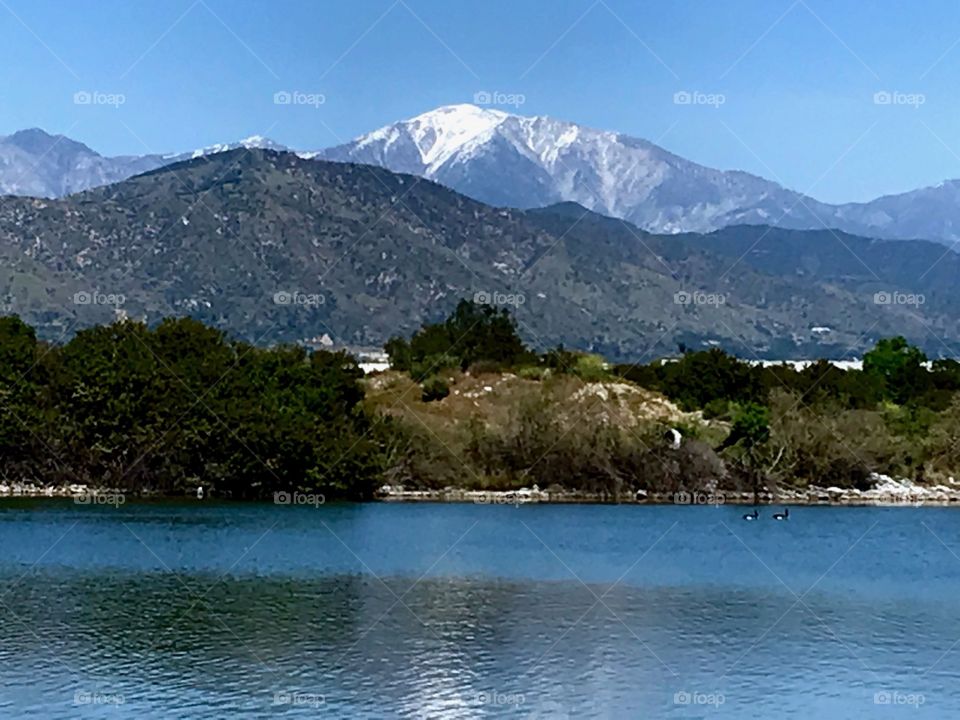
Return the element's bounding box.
[374,492,960,507]
[3,475,959,507]
[376,474,960,507]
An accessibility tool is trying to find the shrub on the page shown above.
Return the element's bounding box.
[517,365,549,381]
[702,398,730,420]
[421,376,450,402]
[0,317,382,500]
[468,359,503,375]
[573,354,608,381]
[750,391,906,488]
[923,398,960,478]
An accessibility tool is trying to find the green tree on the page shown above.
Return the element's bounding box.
[0,316,46,480]
[386,299,532,379]
[862,337,930,404]
[659,349,764,410]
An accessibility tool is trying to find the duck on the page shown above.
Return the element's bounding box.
[772,508,789,521]
[742,509,759,521]
[196,486,204,500]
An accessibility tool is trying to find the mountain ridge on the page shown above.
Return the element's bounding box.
[7,107,960,245]
[0,148,956,359]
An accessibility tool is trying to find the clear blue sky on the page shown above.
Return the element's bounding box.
[1,0,958,203]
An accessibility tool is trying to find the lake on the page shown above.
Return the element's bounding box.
[0,501,957,718]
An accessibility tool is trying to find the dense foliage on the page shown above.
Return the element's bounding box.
[614,336,960,489]
[615,336,960,413]
[3,297,960,500]
[0,316,381,499]
[385,299,534,380]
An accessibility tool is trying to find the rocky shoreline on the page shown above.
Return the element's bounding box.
[3,474,959,507]
[377,474,960,507]
[0,483,94,498]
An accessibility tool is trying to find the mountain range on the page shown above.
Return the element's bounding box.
[0,148,956,359]
[4,105,960,245]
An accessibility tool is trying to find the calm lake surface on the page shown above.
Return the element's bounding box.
[0,501,958,718]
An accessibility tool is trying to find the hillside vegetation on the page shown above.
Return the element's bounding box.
[376,301,960,498]
[1,301,959,500]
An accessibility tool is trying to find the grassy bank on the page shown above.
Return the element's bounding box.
[365,369,729,499]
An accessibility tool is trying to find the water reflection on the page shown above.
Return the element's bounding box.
[0,502,956,718]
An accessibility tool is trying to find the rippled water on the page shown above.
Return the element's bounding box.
[0,501,958,718]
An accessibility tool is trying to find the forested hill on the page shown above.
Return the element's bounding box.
[0,149,956,358]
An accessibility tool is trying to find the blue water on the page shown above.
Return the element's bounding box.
[0,501,958,718]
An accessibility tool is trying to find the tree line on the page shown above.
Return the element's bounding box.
[2,301,959,499]
[0,316,381,499]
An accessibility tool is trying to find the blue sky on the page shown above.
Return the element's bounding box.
[1,0,959,203]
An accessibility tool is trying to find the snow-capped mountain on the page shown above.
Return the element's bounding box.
[4,109,960,245]
[313,104,844,236]
[165,135,289,163]
[314,104,960,244]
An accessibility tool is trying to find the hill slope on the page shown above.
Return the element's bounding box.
[0,150,956,358]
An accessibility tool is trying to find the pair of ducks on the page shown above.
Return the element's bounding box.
[742,508,788,521]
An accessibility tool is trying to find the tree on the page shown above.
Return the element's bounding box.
[720,403,771,451]
[659,349,765,410]
[862,337,930,404]
[0,316,45,480]
[385,299,532,379]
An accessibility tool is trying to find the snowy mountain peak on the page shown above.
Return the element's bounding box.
[408,102,512,123]
[390,104,511,169]
[162,136,287,161]
[316,103,765,227]
[238,135,285,149]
